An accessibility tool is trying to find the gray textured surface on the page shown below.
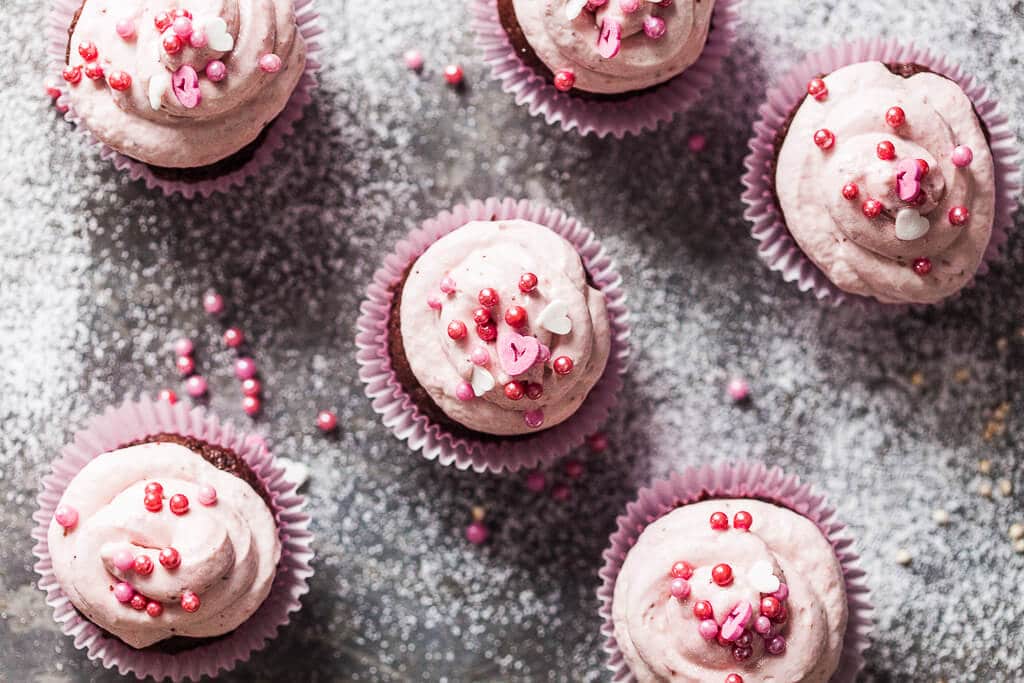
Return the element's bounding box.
[1,0,1023,681]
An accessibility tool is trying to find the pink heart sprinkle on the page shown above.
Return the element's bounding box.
[171,65,201,109]
[597,20,622,59]
[720,601,753,642]
[498,332,540,377]
[896,158,922,202]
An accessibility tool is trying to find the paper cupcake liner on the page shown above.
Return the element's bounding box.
[31,396,315,681]
[741,39,1022,307]
[598,462,874,683]
[355,197,631,474]
[46,0,323,199]
[470,0,739,138]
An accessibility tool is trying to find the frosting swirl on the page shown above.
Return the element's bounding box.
[510,0,715,94]
[612,500,847,682]
[64,0,307,167]
[398,220,611,436]
[775,62,996,304]
[47,442,280,648]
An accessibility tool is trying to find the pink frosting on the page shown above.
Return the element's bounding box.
[66,0,307,168]
[612,500,847,682]
[398,220,611,436]
[775,62,995,304]
[46,443,280,649]
[511,0,714,94]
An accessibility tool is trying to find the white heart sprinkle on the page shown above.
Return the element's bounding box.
[471,367,495,397]
[202,17,235,52]
[894,208,931,241]
[276,457,310,489]
[147,71,170,110]
[747,560,781,594]
[536,300,572,335]
[564,0,588,20]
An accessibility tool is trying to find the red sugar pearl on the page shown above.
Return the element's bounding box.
[916,158,930,176]
[146,601,164,618]
[176,355,195,376]
[862,199,883,219]
[813,129,835,150]
[476,322,497,342]
[519,272,538,293]
[242,378,261,397]
[841,182,859,200]
[712,563,734,586]
[83,62,105,80]
[159,547,180,569]
[62,65,82,84]
[107,71,132,91]
[760,596,782,619]
[553,356,574,375]
[78,41,98,61]
[154,11,173,31]
[223,327,244,348]
[806,77,827,100]
[504,305,527,327]
[443,64,463,86]
[670,561,693,579]
[885,106,906,128]
[144,492,163,512]
[472,307,491,325]
[169,494,189,515]
[693,600,714,620]
[145,481,164,496]
[709,511,729,530]
[447,320,467,340]
[877,140,896,160]
[733,511,753,530]
[504,381,525,401]
[242,395,261,416]
[912,257,932,276]
[158,388,178,404]
[553,69,575,92]
[317,410,338,432]
[162,33,183,55]
[133,555,154,576]
[180,591,201,613]
[478,288,499,308]
[948,206,969,226]
[525,382,544,400]
[726,675,744,683]
[130,593,147,611]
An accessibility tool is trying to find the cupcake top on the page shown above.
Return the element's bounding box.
[62,0,307,168]
[775,61,996,304]
[611,499,847,682]
[398,219,611,436]
[47,442,281,649]
[511,0,714,94]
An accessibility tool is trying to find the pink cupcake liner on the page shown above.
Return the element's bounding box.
[598,462,874,683]
[31,396,315,681]
[355,197,631,474]
[46,0,323,199]
[470,0,739,138]
[741,39,1022,307]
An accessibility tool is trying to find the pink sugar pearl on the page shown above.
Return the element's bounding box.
[952,145,974,167]
[403,49,424,71]
[113,582,135,603]
[619,0,640,12]
[234,357,257,380]
[470,346,490,366]
[202,291,224,315]
[525,470,546,492]
[116,18,136,39]
[643,16,666,39]
[455,381,475,401]
[54,504,78,529]
[198,484,217,506]
[174,338,194,356]
[259,53,282,73]
[688,133,707,153]
[440,275,456,294]
[172,16,193,38]
[113,549,135,572]
[189,29,208,49]
[670,578,691,599]
[524,409,544,429]
[317,410,338,432]
[754,615,773,635]
[205,60,227,82]
[186,375,208,397]
[427,295,442,310]
[465,521,489,545]
[727,377,750,402]
[698,619,719,639]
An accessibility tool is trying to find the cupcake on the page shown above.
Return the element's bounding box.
[599,464,872,683]
[52,0,316,194]
[472,0,739,136]
[743,42,1021,306]
[356,197,630,472]
[33,398,313,679]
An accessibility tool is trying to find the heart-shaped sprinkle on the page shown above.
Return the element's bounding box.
[536,300,572,335]
[171,65,201,108]
[565,0,588,19]
[597,19,622,59]
[896,158,923,201]
[201,17,234,52]
[471,367,495,397]
[147,71,171,110]
[719,601,753,642]
[498,333,540,376]
[747,560,781,594]
[894,208,930,241]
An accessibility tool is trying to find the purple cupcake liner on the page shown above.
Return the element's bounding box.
[598,462,873,683]
[355,197,631,474]
[46,0,323,199]
[470,0,739,138]
[741,39,1022,307]
[31,396,315,681]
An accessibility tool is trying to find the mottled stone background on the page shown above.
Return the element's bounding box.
[2,0,1023,680]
